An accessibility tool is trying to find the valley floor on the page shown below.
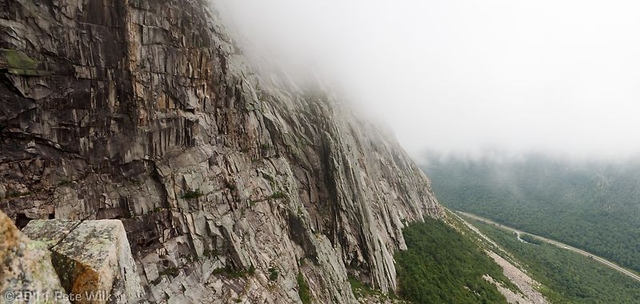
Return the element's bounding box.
[447,210,547,304]
[457,211,640,283]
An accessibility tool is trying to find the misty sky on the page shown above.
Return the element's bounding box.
[213,0,640,159]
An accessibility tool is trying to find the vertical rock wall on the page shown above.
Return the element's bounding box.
[0,0,442,302]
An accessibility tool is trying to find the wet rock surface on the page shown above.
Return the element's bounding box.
[0,0,442,302]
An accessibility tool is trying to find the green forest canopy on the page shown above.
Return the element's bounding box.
[470,218,640,303]
[395,216,510,304]
[423,153,640,272]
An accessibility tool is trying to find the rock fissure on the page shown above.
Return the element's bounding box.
[0,0,442,302]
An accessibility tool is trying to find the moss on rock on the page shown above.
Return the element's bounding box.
[0,48,48,76]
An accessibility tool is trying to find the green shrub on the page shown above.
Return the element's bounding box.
[268,267,279,281]
[212,265,256,278]
[181,189,203,199]
[347,275,398,300]
[270,191,287,200]
[297,272,311,304]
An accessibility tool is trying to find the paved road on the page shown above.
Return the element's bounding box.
[457,211,640,283]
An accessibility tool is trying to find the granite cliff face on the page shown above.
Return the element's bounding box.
[0,0,442,302]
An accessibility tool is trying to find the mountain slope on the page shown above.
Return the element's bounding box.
[424,153,640,273]
[468,217,640,303]
[0,0,441,302]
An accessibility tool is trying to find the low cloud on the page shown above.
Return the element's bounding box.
[212,0,640,160]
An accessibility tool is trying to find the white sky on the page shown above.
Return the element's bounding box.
[212,0,640,159]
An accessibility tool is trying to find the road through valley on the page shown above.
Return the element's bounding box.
[457,211,640,283]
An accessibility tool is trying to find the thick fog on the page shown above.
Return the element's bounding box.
[212,0,640,160]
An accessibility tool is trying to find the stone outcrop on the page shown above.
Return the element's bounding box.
[0,210,70,304]
[0,0,442,302]
[22,219,144,304]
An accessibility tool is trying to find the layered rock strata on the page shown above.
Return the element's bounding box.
[0,0,442,302]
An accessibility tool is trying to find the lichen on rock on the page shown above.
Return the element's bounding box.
[0,210,70,304]
[22,219,143,304]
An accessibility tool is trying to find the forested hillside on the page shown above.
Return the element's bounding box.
[469,218,640,303]
[423,154,640,272]
[395,216,510,303]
